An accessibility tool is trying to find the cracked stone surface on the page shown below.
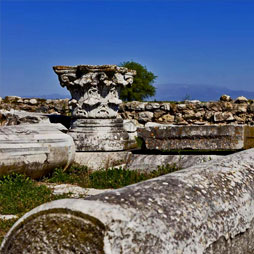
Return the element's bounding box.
[44,183,112,198]
[126,154,221,172]
[138,124,254,151]
[0,123,75,178]
[2,149,254,253]
[53,65,137,151]
[53,65,136,119]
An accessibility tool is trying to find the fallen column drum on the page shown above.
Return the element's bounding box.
[0,123,75,179]
[2,149,254,253]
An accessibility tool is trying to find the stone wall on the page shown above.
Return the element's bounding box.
[1,95,254,127]
[119,95,254,126]
[0,96,70,116]
[0,96,70,127]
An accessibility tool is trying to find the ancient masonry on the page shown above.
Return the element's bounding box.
[53,65,136,151]
[2,95,254,127]
[2,65,254,253]
[2,149,254,253]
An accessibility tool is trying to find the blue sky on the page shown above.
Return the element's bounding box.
[1,0,254,99]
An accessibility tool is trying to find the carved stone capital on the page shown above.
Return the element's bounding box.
[53,65,136,119]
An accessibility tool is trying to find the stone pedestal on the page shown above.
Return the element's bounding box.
[69,118,130,151]
[53,65,136,151]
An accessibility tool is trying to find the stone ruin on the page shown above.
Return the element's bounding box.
[2,149,254,253]
[53,65,136,151]
[2,64,254,253]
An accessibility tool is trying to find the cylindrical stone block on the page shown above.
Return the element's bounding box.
[2,149,254,253]
[0,124,75,178]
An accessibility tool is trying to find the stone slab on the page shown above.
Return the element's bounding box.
[126,154,221,172]
[3,149,254,253]
[74,151,132,170]
[137,124,254,151]
[0,124,75,178]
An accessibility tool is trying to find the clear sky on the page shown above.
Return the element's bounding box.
[1,0,254,99]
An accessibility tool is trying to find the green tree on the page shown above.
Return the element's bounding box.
[119,61,157,101]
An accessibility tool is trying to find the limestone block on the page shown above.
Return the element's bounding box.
[3,149,254,253]
[154,110,165,120]
[213,112,234,122]
[123,101,146,111]
[138,111,153,123]
[126,154,220,172]
[4,96,21,102]
[234,103,248,113]
[123,119,137,133]
[220,94,232,101]
[0,124,75,178]
[69,118,134,151]
[235,115,246,123]
[235,96,248,103]
[74,151,132,170]
[204,111,214,120]
[206,102,222,111]
[137,125,254,151]
[175,113,188,125]
[248,103,254,113]
[29,98,38,105]
[182,109,195,120]
[221,101,233,111]
[161,113,175,123]
[194,111,205,119]
[145,103,160,110]
[177,103,187,110]
[134,102,146,111]
[160,103,170,111]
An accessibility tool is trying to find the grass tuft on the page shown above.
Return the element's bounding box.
[0,163,181,244]
[43,163,180,189]
[0,218,18,244]
[0,173,70,215]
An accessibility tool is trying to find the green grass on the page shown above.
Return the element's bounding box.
[0,218,18,245]
[0,173,72,245]
[0,173,70,215]
[0,163,181,245]
[43,163,180,189]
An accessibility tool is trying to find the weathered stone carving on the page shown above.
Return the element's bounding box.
[53,65,136,151]
[53,65,135,119]
[137,124,254,151]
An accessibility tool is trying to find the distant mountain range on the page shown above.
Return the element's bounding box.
[21,84,254,102]
[152,84,254,101]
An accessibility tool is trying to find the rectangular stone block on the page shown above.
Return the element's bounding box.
[137,124,254,151]
[74,151,132,170]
